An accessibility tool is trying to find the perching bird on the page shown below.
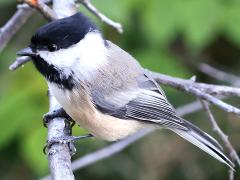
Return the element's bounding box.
[17,12,233,168]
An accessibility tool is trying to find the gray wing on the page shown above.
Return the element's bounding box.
[91,40,187,130]
[92,73,188,130]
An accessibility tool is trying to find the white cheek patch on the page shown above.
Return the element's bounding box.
[38,31,108,74]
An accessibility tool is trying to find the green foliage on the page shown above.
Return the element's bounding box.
[20,127,48,176]
[0,0,14,5]
[90,0,240,50]
[136,48,190,78]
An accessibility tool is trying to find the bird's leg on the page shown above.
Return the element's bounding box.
[43,134,94,155]
[43,107,74,128]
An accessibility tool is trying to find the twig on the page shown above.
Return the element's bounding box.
[52,0,76,18]
[0,0,51,52]
[9,56,31,70]
[24,0,57,21]
[0,4,34,52]
[71,128,154,170]
[201,101,240,180]
[201,101,240,166]
[188,87,240,116]
[176,101,202,116]
[147,70,240,117]
[147,70,240,97]
[77,0,123,33]
[229,169,234,180]
[199,63,240,86]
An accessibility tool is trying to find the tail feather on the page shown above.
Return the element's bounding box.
[171,119,234,169]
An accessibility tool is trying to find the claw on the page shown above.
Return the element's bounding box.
[43,108,72,127]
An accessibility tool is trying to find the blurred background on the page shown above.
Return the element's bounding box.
[0,0,240,179]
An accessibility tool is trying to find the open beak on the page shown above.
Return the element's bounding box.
[17,47,36,57]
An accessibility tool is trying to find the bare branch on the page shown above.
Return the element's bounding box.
[0,0,52,52]
[147,70,240,117]
[46,95,74,180]
[0,4,34,52]
[77,0,123,33]
[72,128,154,170]
[24,0,57,21]
[9,56,31,70]
[52,0,76,18]
[147,70,240,97]
[201,101,240,166]
[229,169,234,180]
[201,101,240,180]
[187,87,240,116]
[176,100,202,116]
[199,63,240,86]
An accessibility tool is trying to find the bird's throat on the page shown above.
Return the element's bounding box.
[32,56,75,90]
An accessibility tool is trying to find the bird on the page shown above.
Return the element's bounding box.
[17,12,233,168]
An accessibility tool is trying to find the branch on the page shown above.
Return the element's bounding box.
[9,56,31,70]
[78,0,123,33]
[147,70,240,97]
[46,94,74,180]
[24,0,57,21]
[0,4,34,52]
[176,100,202,116]
[200,100,240,180]
[199,63,240,86]
[72,128,153,170]
[0,0,52,52]
[201,101,240,165]
[146,70,240,117]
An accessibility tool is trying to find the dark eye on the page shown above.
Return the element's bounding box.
[47,44,58,52]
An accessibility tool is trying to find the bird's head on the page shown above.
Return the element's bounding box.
[17,12,108,87]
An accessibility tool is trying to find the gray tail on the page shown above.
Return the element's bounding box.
[170,119,234,169]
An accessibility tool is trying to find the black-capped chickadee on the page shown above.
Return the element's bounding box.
[17,12,233,168]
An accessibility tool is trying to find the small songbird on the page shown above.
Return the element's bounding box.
[17,12,233,168]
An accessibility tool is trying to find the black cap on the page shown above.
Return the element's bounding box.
[30,12,98,52]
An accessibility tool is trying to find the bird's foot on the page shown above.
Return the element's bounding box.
[43,108,74,128]
[44,134,93,155]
